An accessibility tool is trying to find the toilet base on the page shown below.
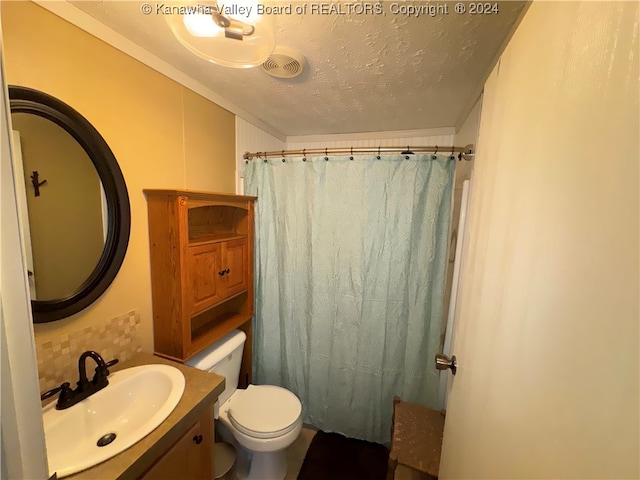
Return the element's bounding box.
[241,450,287,480]
[219,422,288,480]
[216,397,301,480]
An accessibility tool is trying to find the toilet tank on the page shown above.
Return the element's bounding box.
[186,329,246,408]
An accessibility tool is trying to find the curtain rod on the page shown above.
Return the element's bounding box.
[243,144,475,161]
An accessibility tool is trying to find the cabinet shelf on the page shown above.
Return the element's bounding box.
[191,312,252,350]
[188,233,247,246]
[145,190,256,386]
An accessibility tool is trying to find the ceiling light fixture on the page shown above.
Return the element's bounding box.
[166,1,275,69]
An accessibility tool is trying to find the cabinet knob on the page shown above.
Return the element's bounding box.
[193,434,203,445]
[218,270,225,276]
[225,268,230,274]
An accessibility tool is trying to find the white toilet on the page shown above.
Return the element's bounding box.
[187,330,302,480]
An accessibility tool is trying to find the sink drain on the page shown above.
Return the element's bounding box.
[97,433,117,447]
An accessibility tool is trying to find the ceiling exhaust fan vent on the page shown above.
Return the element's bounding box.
[262,46,306,79]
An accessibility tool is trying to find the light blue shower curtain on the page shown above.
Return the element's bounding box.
[244,154,454,444]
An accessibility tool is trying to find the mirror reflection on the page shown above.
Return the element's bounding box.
[11,112,106,301]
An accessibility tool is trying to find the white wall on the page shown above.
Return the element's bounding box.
[235,117,286,193]
[237,124,458,193]
[454,98,481,151]
[437,96,481,407]
[453,97,481,186]
[237,125,458,195]
[287,127,455,151]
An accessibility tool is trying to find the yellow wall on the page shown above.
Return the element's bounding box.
[2,1,236,352]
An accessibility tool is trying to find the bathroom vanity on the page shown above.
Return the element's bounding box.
[144,190,256,387]
[66,353,224,480]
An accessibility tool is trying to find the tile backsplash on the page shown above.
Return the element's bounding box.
[36,310,143,393]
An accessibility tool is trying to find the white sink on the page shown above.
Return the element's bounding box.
[42,364,185,478]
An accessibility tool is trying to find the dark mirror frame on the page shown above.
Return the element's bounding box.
[9,85,131,323]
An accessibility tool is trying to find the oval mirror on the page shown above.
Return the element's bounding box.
[9,86,131,323]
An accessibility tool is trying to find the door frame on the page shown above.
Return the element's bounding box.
[0,20,49,479]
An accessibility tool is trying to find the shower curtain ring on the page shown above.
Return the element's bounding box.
[434,146,438,155]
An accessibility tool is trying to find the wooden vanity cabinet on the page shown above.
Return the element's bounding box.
[140,405,214,480]
[145,190,255,386]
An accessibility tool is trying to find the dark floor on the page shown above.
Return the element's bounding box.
[220,428,428,479]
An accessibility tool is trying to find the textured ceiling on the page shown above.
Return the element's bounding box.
[69,1,525,136]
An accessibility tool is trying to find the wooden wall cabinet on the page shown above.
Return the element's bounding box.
[145,190,256,385]
[189,239,248,315]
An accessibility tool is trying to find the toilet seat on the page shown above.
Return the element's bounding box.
[227,385,302,439]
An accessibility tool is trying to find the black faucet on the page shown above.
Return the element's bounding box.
[40,351,118,410]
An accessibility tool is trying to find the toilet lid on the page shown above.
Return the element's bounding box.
[227,385,302,439]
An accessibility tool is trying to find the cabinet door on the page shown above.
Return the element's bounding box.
[140,420,210,480]
[189,243,223,314]
[222,238,248,297]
